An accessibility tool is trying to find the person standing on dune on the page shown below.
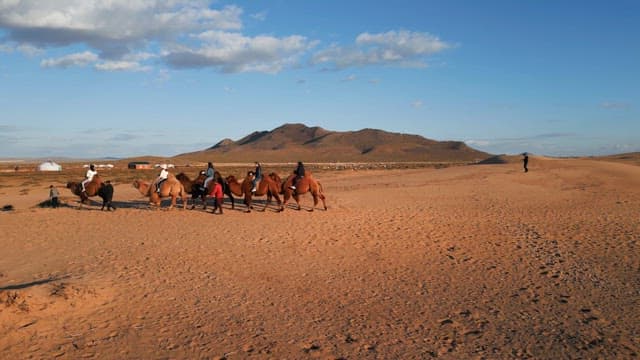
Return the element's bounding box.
[523,153,529,173]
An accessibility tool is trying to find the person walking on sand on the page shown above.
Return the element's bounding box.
[523,153,529,173]
[49,185,59,208]
[211,177,224,214]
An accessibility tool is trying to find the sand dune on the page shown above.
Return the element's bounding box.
[1,158,638,359]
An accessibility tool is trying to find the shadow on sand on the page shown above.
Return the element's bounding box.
[0,274,71,291]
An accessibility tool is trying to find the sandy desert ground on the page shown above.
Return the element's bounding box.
[1,157,639,359]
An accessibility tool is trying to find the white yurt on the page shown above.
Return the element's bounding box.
[37,160,62,171]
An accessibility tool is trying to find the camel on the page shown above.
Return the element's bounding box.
[175,171,236,210]
[227,172,282,212]
[225,175,245,197]
[132,174,186,210]
[271,171,327,211]
[67,174,103,207]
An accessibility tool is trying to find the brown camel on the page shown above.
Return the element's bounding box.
[67,175,103,206]
[225,175,246,197]
[132,175,186,210]
[176,171,236,210]
[272,171,327,211]
[226,172,282,212]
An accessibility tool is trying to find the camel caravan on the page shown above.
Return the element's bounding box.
[66,162,327,213]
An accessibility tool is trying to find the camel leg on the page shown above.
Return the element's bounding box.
[273,193,283,212]
[307,194,318,212]
[202,195,208,211]
[294,193,301,211]
[229,194,235,210]
[281,190,293,212]
[261,193,272,212]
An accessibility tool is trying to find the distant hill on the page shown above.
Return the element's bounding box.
[590,152,640,166]
[173,123,490,163]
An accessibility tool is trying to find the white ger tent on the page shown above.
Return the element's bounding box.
[37,160,62,171]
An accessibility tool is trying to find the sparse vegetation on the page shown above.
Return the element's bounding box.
[50,283,68,299]
[1,291,29,312]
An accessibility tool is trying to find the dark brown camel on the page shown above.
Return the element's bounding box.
[67,175,103,207]
[176,171,236,210]
[271,171,327,211]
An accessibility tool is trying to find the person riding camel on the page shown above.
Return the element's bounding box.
[251,162,262,193]
[202,162,215,192]
[155,164,169,193]
[81,164,98,194]
[289,161,305,192]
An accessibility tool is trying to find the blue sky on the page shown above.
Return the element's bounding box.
[1,0,638,158]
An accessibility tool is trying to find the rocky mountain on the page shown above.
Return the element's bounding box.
[173,123,490,163]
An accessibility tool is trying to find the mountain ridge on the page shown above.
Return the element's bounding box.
[175,123,491,163]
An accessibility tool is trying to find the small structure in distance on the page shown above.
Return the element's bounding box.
[128,161,152,170]
[37,160,62,171]
[154,163,175,169]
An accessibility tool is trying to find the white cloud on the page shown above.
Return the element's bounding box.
[95,60,151,72]
[411,100,424,108]
[341,74,356,82]
[250,11,267,21]
[311,30,450,69]
[164,31,316,73]
[465,140,491,147]
[600,101,631,110]
[0,1,242,46]
[0,1,243,66]
[40,51,98,68]
[157,68,170,82]
[0,2,452,74]
[16,43,44,56]
[0,42,44,56]
[0,43,13,53]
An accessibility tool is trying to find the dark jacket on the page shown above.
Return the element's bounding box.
[295,163,305,177]
[255,164,262,180]
[98,183,114,202]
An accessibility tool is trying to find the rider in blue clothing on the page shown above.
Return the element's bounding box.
[203,162,215,190]
[251,162,262,193]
